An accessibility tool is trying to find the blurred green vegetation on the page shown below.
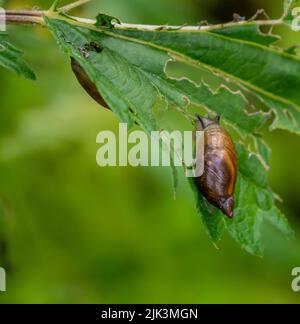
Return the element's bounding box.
[0,0,299,304]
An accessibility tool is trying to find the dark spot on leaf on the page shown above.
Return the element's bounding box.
[85,42,103,53]
[79,42,103,58]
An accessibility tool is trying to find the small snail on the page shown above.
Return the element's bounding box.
[70,56,109,109]
[195,115,237,218]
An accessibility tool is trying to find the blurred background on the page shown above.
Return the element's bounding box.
[0,0,300,304]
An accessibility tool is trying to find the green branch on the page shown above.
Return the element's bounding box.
[3,10,44,25]
[2,5,284,32]
[58,0,92,13]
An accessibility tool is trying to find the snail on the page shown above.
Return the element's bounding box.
[70,42,109,108]
[71,57,109,109]
[195,114,237,218]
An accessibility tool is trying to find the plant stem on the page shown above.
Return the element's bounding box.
[4,10,43,17]
[68,15,283,32]
[59,0,92,13]
[2,8,283,31]
[3,10,44,25]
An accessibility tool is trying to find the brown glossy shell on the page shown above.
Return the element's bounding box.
[71,57,109,109]
[196,116,237,218]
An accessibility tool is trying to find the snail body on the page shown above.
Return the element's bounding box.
[196,115,237,218]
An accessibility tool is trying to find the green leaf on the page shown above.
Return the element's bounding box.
[211,24,280,46]
[228,144,293,256]
[45,18,159,130]
[44,18,268,137]
[112,25,300,134]
[0,34,36,80]
[255,137,271,167]
[158,79,269,137]
[44,16,294,256]
[264,206,295,238]
[189,178,225,244]
[226,205,264,257]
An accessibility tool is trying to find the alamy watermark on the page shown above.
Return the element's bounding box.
[0,267,6,292]
[291,267,300,292]
[292,7,300,31]
[96,123,205,177]
[0,8,6,32]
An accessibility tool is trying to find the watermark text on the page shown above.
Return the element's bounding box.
[292,7,300,31]
[0,8,6,32]
[96,123,204,177]
[0,267,6,292]
[292,267,300,292]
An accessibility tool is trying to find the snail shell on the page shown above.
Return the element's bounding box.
[71,57,109,109]
[196,115,237,218]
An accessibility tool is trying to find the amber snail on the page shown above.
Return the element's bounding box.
[195,114,237,218]
[70,57,109,109]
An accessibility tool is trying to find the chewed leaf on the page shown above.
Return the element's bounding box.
[45,18,269,138]
[255,137,271,167]
[113,27,300,134]
[230,144,293,255]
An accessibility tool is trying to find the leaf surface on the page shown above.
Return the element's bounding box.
[44,16,295,255]
[112,26,300,133]
[0,34,36,80]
